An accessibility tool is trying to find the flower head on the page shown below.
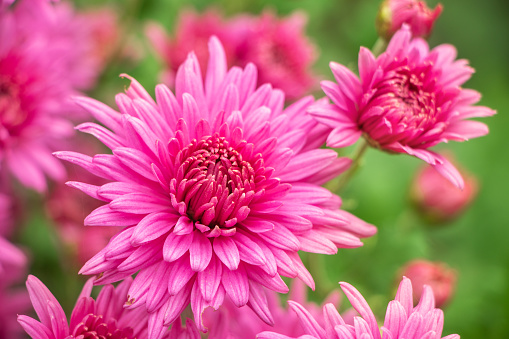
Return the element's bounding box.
[399,260,456,308]
[56,37,376,337]
[17,275,154,339]
[411,155,477,223]
[376,0,443,39]
[311,25,495,188]
[258,276,459,339]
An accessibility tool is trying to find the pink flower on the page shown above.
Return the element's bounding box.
[0,0,90,192]
[376,0,443,39]
[311,25,495,189]
[204,280,345,338]
[399,260,457,308]
[411,155,478,223]
[258,277,459,339]
[56,37,376,337]
[147,9,318,99]
[17,275,157,339]
[0,237,30,339]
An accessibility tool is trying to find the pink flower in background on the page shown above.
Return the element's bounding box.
[56,37,376,337]
[18,275,154,339]
[400,260,457,308]
[147,9,318,98]
[204,279,349,338]
[377,0,443,39]
[311,25,495,189]
[259,277,459,339]
[0,1,78,192]
[0,237,30,339]
[146,9,238,87]
[411,155,478,223]
[234,11,318,100]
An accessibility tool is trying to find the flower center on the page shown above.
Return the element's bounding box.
[71,314,134,339]
[170,134,263,229]
[362,63,440,147]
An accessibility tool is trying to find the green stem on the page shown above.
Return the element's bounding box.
[334,138,370,193]
[371,37,388,57]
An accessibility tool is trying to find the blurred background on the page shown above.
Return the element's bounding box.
[14,0,509,338]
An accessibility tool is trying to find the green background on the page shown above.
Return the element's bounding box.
[20,0,509,338]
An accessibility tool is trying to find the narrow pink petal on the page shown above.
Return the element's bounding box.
[17,315,53,339]
[25,275,66,333]
[395,277,414,317]
[205,36,228,104]
[430,152,465,189]
[222,265,249,307]
[213,236,240,270]
[163,232,194,263]
[73,96,123,132]
[278,149,337,182]
[288,300,326,338]
[383,300,407,339]
[109,193,168,214]
[340,282,381,339]
[85,205,143,226]
[198,255,222,302]
[323,303,346,338]
[113,147,157,181]
[326,126,362,148]
[189,231,213,272]
[76,122,123,149]
[131,211,178,246]
[233,232,267,266]
[442,120,489,141]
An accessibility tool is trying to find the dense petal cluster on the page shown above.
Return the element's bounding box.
[57,37,376,337]
[259,277,459,339]
[376,0,443,39]
[18,275,155,339]
[146,9,317,99]
[311,25,495,188]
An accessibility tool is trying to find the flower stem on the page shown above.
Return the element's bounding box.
[371,37,388,57]
[334,138,370,193]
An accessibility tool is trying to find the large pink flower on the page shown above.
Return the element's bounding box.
[259,276,459,339]
[311,25,495,188]
[0,0,93,192]
[56,37,376,337]
[17,275,158,339]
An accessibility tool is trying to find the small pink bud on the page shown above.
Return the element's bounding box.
[411,157,478,224]
[376,0,443,39]
[400,260,457,308]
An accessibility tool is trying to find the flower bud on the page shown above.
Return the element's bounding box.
[376,0,443,39]
[400,260,457,308]
[411,157,478,224]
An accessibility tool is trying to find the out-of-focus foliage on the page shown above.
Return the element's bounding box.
[18,0,509,338]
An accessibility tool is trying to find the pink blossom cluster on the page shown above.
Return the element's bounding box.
[147,9,317,100]
[0,0,494,338]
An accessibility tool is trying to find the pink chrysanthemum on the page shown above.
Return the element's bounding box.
[376,0,443,39]
[0,0,90,192]
[56,37,376,337]
[0,237,30,339]
[17,275,158,339]
[146,9,318,99]
[234,11,318,100]
[259,276,459,339]
[311,25,495,188]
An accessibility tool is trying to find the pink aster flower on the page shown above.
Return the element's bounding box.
[234,11,318,100]
[411,154,477,223]
[376,0,443,39]
[0,237,30,339]
[55,37,376,337]
[17,275,155,339]
[311,25,495,189]
[259,276,459,339]
[399,260,456,308]
[0,0,87,192]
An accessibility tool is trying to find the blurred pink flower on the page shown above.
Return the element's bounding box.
[311,25,495,189]
[234,11,318,100]
[0,237,30,339]
[377,0,443,39]
[56,37,376,337]
[411,155,478,223]
[204,280,346,338]
[259,277,459,339]
[399,260,457,308]
[147,9,318,98]
[18,275,155,339]
[0,1,79,192]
